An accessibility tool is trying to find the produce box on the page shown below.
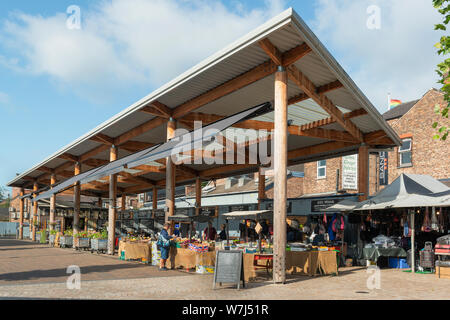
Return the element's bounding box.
[388,257,410,269]
[196,265,215,274]
[436,266,450,279]
[188,243,209,252]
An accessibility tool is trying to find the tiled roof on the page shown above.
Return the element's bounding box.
[382,99,420,121]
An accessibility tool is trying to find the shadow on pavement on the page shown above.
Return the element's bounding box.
[0,263,185,283]
[0,240,38,247]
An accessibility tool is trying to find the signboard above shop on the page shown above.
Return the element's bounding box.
[342,154,358,190]
[379,151,389,186]
[199,207,217,217]
[311,199,340,212]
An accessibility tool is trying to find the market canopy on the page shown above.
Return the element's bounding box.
[33,102,271,202]
[8,8,400,198]
[223,210,273,221]
[354,174,450,211]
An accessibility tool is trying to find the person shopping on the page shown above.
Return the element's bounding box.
[158,223,174,271]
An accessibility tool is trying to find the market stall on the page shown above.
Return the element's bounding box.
[118,238,153,263]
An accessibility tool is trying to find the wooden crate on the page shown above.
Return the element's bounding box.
[436,266,450,279]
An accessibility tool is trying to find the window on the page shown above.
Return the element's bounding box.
[317,160,326,179]
[398,138,412,166]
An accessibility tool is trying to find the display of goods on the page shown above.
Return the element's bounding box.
[437,235,450,246]
[245,248,257,254]
[49,234,56,246]
[196,265,215,274]
[188,243,209,252]
[435,244,450,254]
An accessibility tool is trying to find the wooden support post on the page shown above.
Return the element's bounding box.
[108,146,118,255]
[49,174,56,231]
[165,119,176,224]
[273,66,288,284]
[73,162,81,247]
[358,145,369,201]
[258,169,265,210]
[19,188,24,240]
[195,176,202,216]
[31,182,38,241]
[97,197,102,208]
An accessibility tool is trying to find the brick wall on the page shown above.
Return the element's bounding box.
[385,89,449,183]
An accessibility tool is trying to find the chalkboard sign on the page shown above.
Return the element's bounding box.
[200,207,217,217]
[266,201,292,213]
[229,205,249,212]
[213,250,245,290]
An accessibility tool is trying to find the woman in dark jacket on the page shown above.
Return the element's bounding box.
[159,223,174,271]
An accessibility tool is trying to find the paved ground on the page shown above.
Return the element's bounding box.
[1,239,450,300]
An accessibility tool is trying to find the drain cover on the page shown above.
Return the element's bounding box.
[355,291,369,294]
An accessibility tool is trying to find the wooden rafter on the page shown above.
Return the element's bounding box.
[140,105,165,117]
[58,153,79,162]
[120,140,155,153]
[172,60,278,119]
[288,80,344,105]
[259,40,313,67]
[149,101,173,118]
[287,64,364,142]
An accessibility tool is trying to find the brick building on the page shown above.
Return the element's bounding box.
[277,88,449,206]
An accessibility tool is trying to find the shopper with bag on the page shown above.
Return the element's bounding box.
[158,223,174,271]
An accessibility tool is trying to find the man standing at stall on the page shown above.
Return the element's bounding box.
[203,222,217,241]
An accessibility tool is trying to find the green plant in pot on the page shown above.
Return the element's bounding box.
[64,230,73,237]
[74,231,88,239]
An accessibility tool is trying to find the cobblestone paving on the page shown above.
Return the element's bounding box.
[1,240,450,300]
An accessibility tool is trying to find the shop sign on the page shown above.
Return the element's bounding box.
[153,209,165,218]
[199,207,216,217]
[342,154,358,190]
[311,199,340,212]
[229,205,249,212]
[175,208,192,216]
[379,151,389,186]
[265,202,292,213]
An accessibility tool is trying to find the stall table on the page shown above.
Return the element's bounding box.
[244,251,338,282]
[118,240,152,263]
[361,247,407,263]
[435,252,450,279]
[167,247,216,271]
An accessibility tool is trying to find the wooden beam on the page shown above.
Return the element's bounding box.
[150,101,173,118]
[79,144,110,162]
[289,127,359,143]
[114,117,168,146]
[288,80,344,105]
[140,105,165,117]
[287,64,364,142]
[281,43,313,67]
[83,158,110,167]
[288,141,357,160]
[172,59,277,119]
[59,153,79,162]
[258,38,283,65]
[166,119,176,222]
[195,176,201,215]
[90,133,114,145]
[119,140,155,153]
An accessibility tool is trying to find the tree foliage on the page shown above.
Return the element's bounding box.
[432,0,450,141]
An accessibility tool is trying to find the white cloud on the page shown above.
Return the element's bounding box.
[0,91,9,104]
[311,0,444,112]
[0,0,287,103]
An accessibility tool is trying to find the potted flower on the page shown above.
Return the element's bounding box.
[90,229,108,253]
[60,230,74,248]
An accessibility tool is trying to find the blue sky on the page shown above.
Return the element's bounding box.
[0,0,443,194]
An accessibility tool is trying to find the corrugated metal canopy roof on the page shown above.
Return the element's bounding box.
[8,8,400,191]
